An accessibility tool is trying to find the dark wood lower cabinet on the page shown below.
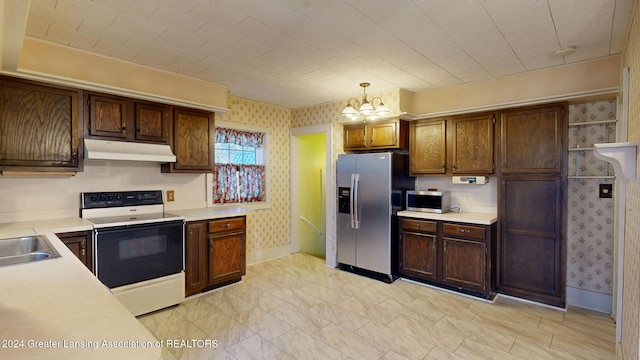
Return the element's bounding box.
[55,231,93,272]
[399,217,495,299]
[498,177,565,307]
[184,216,246,296]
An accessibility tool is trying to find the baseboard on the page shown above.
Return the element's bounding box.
[566,286,612,314]
[247,244,291,265]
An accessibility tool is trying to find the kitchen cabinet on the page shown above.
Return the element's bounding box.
[398,216,496,298]
[0,76,82,173]
[409,113,495,176]
[184,216,246,296]
[442,223,491,293]
[162,107,215,173]
[399,219,437,280]
[208,217,246,285]
[409,118,447,174]
[343,118,409,150]
[497,102,567,308]
[451,113,495,174]
[498,177,565,307]
[85,92,170,144]
[499,104,564,174]
[55,231,93,272]
[185,221,207,297]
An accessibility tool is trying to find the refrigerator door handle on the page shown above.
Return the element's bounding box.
[350,174,356,229]
[353,173,360,229]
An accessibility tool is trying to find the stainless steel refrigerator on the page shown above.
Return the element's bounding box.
[337,152,413,282]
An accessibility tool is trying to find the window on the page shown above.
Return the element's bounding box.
[210,124,267,205]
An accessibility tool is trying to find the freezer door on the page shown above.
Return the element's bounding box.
[337,154,357,266]
[355,153,392,274]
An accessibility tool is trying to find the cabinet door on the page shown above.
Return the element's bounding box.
[185,221,207,296]
[134,102,169,143]
[442,237,486,291]
[171,108,214,172]
[88,94,128,139]
[0,78,81,170]
[208,232,246,284]
[410,119,446,175]
[498,177,565,307]
[451,113,494,174]
[399,231,437,280]
[55,231,92,272]
[500,104,565,174]
[343,123,367,150]
[369,121,397,148]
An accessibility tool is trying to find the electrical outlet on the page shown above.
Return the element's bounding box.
[599,184,613,199]
[166,190,175,202]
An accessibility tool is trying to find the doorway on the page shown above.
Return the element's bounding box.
[298,133,326,258]
[290,124,334,265]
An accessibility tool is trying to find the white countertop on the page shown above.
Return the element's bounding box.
[397,210,498,225]
[0,206,253,359]
[168,206,252,222]
[0,229,160,360]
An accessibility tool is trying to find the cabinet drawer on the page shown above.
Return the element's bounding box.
[401,219,437,233]
[209,217,245,233]
[443,223,486,240]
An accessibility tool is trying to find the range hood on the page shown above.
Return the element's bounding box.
[84,139,176,163]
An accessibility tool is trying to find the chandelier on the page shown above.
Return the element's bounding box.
[341,82,389,121]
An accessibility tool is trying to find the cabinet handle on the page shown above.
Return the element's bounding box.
[81,248,86,256]
[136,128,141,133]
[432,239,436,251]
[457,228,469,233]
[443,241,447,253]
[452,164,457,170]
[441,163,446,171]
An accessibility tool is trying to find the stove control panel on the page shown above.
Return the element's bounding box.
[81,190,164,209]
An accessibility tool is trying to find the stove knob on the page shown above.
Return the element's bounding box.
[99,195,106,201]
[89,195,97,202]
[107,195,114,201]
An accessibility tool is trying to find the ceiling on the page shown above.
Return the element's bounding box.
[24,0,635,109]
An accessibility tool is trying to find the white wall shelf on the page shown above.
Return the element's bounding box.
[568,119,617,127]
[593,142,638,182]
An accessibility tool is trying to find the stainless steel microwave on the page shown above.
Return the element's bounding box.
[406,190,451,213]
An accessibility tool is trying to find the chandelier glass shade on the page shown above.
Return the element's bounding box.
[341,83,389,121]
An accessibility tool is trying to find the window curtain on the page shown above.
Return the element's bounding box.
[213,128,265,204]
[215,128,264,147]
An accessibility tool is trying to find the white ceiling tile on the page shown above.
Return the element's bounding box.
[24,0,633,108]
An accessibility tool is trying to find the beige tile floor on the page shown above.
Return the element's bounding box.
[138,253,616,360]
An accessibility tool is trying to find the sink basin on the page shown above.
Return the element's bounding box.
[0,235,61,267]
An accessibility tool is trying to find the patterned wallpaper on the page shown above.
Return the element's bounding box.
[622,0,640,357]
[216,96,292,258]
[566,101,616,295]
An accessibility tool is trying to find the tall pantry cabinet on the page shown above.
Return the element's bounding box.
[497,103,567,308]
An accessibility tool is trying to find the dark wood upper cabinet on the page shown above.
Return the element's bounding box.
[409,118,447,175]
[85,92,170,144]
[87,94,128,139]
[0,77,82,172]
[410,113,495,176]
[499,104,565,174]
[343,118,408,151]
[162,107,214,173]
[134,102,170,143]
[451,113,495,174]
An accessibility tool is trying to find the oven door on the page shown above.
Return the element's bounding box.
[94,220,184,288]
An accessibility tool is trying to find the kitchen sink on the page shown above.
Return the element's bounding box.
[0,235,61,267]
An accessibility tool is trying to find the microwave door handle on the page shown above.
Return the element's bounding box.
[353,174,360,229]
